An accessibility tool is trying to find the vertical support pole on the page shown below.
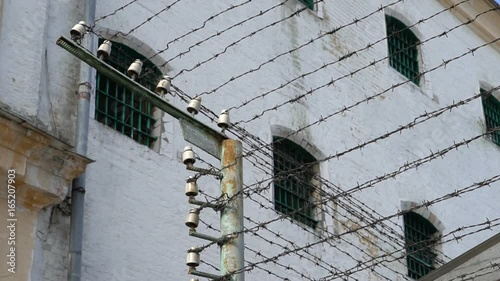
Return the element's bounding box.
[220,139,244,281]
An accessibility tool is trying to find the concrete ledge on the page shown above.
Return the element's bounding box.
[0,110,93,210]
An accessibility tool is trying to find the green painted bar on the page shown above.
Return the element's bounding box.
[404,212,438,279]
[386,15,420,85]
[93,38,162,147]
[273,137,318,228]
[481,89,500,146]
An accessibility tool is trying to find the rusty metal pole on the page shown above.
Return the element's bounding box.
[220,139,244,281]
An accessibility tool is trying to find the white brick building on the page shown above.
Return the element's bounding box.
[0,0,499,280]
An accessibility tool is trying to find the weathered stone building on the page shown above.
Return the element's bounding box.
[0,0,499,280]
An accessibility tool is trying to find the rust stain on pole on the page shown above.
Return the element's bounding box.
[220,139,244,281]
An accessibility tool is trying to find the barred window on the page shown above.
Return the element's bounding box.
[95,39,161,147]
[386,16,420,86]
[273,137,319,228]
[404,212,438,279]
[299,0,314,10]
[481,88,500,146]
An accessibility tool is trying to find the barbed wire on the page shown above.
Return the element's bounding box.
[232,185,500,278]
[194,128,445,264]
[221,109,498,274]
[162,0,326,74]
[240,126,499,207]
[192,159,413,280]
[215,86,500,244]
[93,0,263,77]
[197,216,332,281]
[196,218,325,281]
[193,159,409,280]
[169,28,500,213]
[241,83,499,176]
[200,259,220,272]
[194,195,355,281]
[194,0,475,99]
[447,261,500,281]
[174,85,500,273]
[166,0,332,79]
[239,216,500,279]
[90,0,259,79]
[207,45,500,239]
[94,0,140,23]
[145,0,254,63]
[183,87,500,274]
[179,88,496,280]
[192,137,499,279]
[210,128,500,254]
[233,12,499,125]
[196,196,408,281]
[243,207,411,280]
[193,131,500,280]
[77,2,500,279]
[317,217,500,280]
[167,19,499,205]
[104,0,185,41]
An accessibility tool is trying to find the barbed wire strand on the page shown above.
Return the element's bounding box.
[162,0,325,72]
[194,85,500,258]
[197,217,339,281]
[173,82,500,270]
[192,160,409,280]
[232,10,499,125]
[317,217,500,280]
[196,127,500,263]
[234,133,498,274]
[232,186,500,279]
[77,2,496,276]
[238,84,500,197]
[106,0,185,41]
[169,25,500,202]
[448,261,500,281]
[192,124,500,276]
[194,0,475,99]
[146,0,254,62]
[94,0,140,23]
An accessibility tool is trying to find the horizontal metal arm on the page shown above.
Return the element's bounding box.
[56,36,227,159]
[189,229,236,246]
[189,267,226,280]
[186,164,223,179]
[189,229,220,242]
[189,197,223,210]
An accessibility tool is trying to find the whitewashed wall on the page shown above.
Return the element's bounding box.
[1,0,499,280]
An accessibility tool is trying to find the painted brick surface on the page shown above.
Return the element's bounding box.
[0,0,499,280]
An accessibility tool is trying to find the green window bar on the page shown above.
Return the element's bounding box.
[273,137,318,228]
[299,0,314,10]
[481,88,500,146]
[403,212,438,279]
[386,16,420,86]
[95,39,161,147]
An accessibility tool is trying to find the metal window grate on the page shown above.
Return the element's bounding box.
[481,89,500,146]
[386,16,420,86]
[95,39,161,147]
[273,137,318,228]
[403,212,438,279]
[299,0,314,10]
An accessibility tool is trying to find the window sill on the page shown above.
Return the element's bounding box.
[297,1,325,20]
[387,65,429,97]
[91,119,160,153]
